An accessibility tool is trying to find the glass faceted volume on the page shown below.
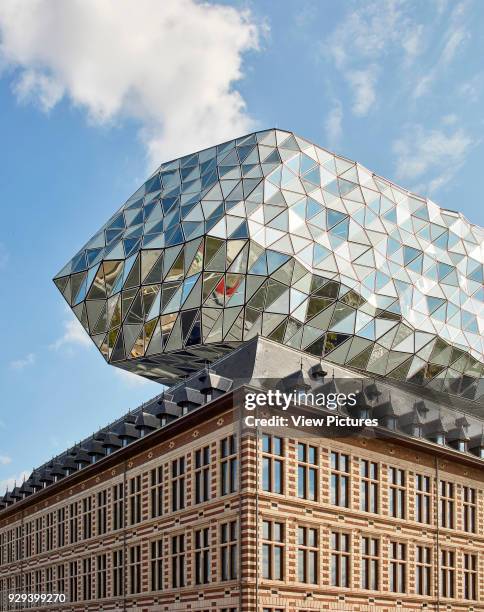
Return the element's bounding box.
[54,129,484,398]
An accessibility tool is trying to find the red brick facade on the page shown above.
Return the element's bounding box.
[1,392,483,611]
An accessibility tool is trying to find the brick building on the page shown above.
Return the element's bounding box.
[1,337,483,611]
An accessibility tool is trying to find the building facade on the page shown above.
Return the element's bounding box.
[2,130,483,611]
[1,338,484,611]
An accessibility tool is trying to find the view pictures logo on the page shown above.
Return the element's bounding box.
[244,389,357,411]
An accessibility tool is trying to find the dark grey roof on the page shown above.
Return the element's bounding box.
[84,438,105,457]
[117,422,139,440]
[19,481,34,495]
[72,447,91,465]
[447,425,470,442]
[424,416,447,436]
[152,397,180,419]
[280,369,311,391]
[373,395,398,419]
[197,369,233,394]
[135,411,160,431]
[101,432,122,449]
[172,386,204,407]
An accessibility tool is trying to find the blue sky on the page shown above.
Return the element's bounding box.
[0,0,483,490]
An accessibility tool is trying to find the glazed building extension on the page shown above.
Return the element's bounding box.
[1,130,483,611]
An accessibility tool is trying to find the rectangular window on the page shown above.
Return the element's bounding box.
[415,474,431,524]
[151,539,163,592]
[220,520,237,581]
[389,467,406,518]
[440,481,454,529]
[297,526,318,584]
[195,446,211,504]
[5,529,13,564]
[262,520,284,580]
[6,529,13,564]
[171,535,185,588]
[96,554,107,599]
[4,530,11,565]
[129,545,141,594]
[35,569,42,593]
[128,476,142,525]
[221,435,237,495]
[97,490,108,535]
[25,571,33,595]
[56,564,65,594]
[415,545,431,595]
[46,567,54,593]
[297,443,318,501]
[331,532,350,587]
[360,460,378,513]
[24,521,33,558]
[69,561,78,603]
[112,550,124,597]
[57,508,65,548]
[82,497,93,539]
[330,452,349,508]
[361,536,379,590]
[15,527,21,562]
[262,435,284,494]
[463,553,477,600]
[463,487,476,533]
[195,527,210,585]
[389,542,406,593]
[82,558,92,600]
[112,483,124,530]
[15,573,22,596]
[150,467,163,518]
[46,512,54,551]
[35,517,43,554]
[440,550,455,598]
[69,503,78,545]
[172,457,185,511]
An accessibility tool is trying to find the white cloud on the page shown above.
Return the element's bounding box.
[412,2,470,100]
[0,471,29,494]
[346,67,378,117]
[0,456,12,466]
[441,26,469,64]
[442,113,458,125]
[392,124,474,194]
[434,0,450,15]
[13,69,64,111]
[50,317,92,351]
[0,0,261,168]
[327,0,405,67]
[324,100,343,147]
[326,0,473,116]
[10,352,35,370]
[401,24,425,62]
[458,73,483,103]
[413,73,434,99]
[324,1,422,117]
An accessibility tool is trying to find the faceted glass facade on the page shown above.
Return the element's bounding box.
[54,129,484,397]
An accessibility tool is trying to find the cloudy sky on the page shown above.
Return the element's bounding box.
[0,0,483,491]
